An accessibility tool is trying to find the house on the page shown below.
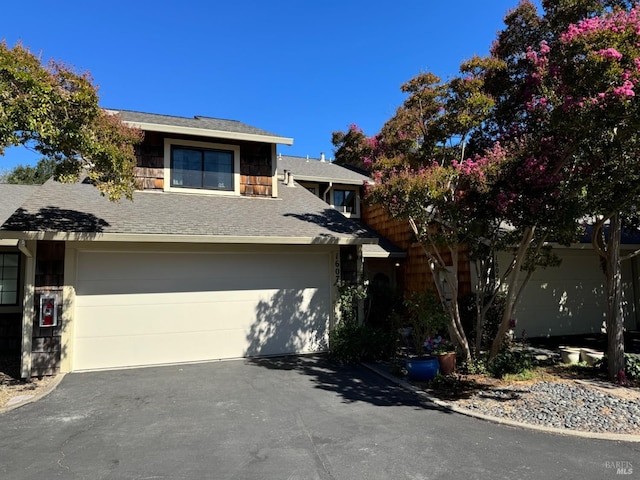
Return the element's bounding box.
[276,154,406,289]
[0,110,378,377]
[497,242,640,339]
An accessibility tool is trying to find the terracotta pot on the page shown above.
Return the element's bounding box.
[436,352,456,375]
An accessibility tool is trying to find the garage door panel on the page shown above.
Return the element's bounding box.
[73,251,331,371]
[499,249,634,337]
[77,253,327,295]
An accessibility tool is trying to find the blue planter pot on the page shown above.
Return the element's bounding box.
[405,357,439,381]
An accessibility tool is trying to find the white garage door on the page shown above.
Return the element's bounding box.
[73,250,331,371]
[498,248,635,337]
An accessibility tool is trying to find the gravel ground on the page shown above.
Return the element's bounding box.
[453,380,640,435]
[0,358,57,410]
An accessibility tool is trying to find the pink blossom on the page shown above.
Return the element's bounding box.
[597,48,623,60]
[539,40,550,55]
[613,80,636,97]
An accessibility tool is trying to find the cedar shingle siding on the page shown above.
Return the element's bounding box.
[134,132,274,196]
[363,204,471,296]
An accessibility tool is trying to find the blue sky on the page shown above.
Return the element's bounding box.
[2,0,537,170]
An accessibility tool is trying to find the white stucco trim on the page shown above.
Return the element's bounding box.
[123,120,294,146]
[0,232,378,246]
[20,240,36,379]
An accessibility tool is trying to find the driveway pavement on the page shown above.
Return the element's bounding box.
[0,355,637,479]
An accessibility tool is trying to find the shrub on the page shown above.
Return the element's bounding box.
[329,322,396,364]
[598,353,640,380]
[404,290,449,355]
[488,348,534,378]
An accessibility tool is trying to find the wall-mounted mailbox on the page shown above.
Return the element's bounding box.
[39,295,58,327]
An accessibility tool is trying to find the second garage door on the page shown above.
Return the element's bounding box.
[73,249,331,371]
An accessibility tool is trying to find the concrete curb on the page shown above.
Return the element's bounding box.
[362,362,640,443]
[0,373,66,415]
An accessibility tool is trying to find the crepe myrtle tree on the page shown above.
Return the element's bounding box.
[0,42,142,200]
[333,63,552,364]
[521,4,640,381]
[331,5,592,364]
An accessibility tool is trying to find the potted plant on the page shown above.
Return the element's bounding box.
[426,336,457,375]
[403,291,448,380]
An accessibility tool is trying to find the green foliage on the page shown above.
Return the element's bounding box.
[0,42,142,200]
[329,322,396,364]
[459,356,489,376]
[487,348,534,379]
[597,353,640,380]
[2,158,56,184]
[404,290,449,355]
[624,354,640,380]
[336,280,368,324]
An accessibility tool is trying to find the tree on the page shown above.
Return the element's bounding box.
[335,1,640,381]
[525,3,640,381]
[2,158,56,184]
[0,42,142,200]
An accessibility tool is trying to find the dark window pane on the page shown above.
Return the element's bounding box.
[203,150,233,191]
[334,189,356,213]
[0,253,19,305]
[172,148,203,188]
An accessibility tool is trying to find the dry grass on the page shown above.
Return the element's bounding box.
[0,358,57,409]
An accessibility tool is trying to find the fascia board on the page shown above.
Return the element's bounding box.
[292,174,372,185]
[0,231,378,246]
[124,121,294,146]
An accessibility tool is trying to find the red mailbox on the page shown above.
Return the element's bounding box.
[39,295,58,327]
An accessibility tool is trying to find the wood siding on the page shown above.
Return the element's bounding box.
[134,131,274,197]
[363,204,471,296]
[32,241,65,376]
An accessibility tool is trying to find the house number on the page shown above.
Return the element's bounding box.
[334,255,341,284]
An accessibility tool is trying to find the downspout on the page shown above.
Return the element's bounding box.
[323,182,333,204]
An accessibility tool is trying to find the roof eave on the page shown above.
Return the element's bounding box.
[0,231,377,245]
[291,174,373,185]
[123,120,294,146]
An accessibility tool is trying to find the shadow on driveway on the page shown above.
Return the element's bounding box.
[248,354,451,412]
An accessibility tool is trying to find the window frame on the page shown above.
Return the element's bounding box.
[0,252,20,306]
[331,187,360,218]
[164,138,241,195]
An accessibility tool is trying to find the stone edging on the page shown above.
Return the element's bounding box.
[0,374,66,415]
[362,363,640,443]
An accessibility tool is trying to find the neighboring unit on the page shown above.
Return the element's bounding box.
[0,110,377,377]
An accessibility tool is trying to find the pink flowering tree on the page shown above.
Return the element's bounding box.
[525,4,640,380]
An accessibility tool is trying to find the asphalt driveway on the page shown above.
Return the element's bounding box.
[0,355,637,479]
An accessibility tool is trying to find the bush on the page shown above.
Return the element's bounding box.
[488,348,534,378]
[404,290,449,355]
[329,322,396,364]
[597,353,640,380]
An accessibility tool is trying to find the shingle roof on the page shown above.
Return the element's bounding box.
[0,184,39,226]
[0,180,376,245]
[110,109,293,145]
[278,155,372,185]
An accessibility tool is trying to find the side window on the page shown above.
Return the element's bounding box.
[333,189,357,215]
[0,253,19,305]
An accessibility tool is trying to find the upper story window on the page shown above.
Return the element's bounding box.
[0,253,19,305]
[332,188,359,218]
[164,139,240,195]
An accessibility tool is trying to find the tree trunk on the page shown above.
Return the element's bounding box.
[489,226,535,361]
[605,213,626,382]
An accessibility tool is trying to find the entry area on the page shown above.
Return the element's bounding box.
[72,247,332,371]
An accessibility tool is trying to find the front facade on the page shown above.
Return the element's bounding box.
[0,111,376,377]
